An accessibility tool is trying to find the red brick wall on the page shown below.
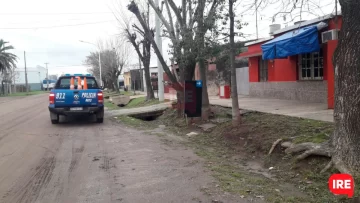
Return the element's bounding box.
[271,56,297,81]
[328,16,342,30]
[247,43,263,53]
[326,40,338,109]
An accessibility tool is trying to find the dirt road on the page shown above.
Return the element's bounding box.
[0,94,246,203]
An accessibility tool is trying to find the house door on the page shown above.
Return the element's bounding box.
[236,66,250,95]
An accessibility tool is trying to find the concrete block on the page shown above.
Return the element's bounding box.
[111,95,131,106]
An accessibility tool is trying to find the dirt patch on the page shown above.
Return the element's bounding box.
[118,106,357,202]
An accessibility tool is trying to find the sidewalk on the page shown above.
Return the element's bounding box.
[165,93,333,122]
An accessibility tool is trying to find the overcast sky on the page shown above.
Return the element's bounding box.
[2,0,337,76]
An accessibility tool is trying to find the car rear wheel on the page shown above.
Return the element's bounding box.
[50,112,59,124]
[96,118,103,123]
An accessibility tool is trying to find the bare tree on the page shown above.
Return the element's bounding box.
[85,39,130,92]
[118,2,155,100]
[147,0,223,120]
[127,1,182,94]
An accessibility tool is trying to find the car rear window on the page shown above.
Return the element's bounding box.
[55,76,99,89]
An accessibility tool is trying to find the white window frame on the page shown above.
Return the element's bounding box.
[298,49,324,80]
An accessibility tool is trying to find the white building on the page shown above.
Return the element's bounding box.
[14,65,47,91]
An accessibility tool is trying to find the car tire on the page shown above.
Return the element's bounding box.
[96,118,104,123]
[50,113,59,124]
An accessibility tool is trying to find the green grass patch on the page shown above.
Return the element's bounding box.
[103,90,135,98]
[116,106,350,202]
[121,91,135,96]
[147,108,346,202]
[104,100,119,110]
[116,115,156,129]
[125,97,165,108]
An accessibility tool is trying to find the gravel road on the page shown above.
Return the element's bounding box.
[0,94,247,203]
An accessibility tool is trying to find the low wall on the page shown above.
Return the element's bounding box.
[249,81,328,103]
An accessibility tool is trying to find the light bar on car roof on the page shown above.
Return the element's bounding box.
[63,73,92,76]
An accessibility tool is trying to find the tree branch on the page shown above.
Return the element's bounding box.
[148,0,177,42]
[204,0,219,30]
[165,0,176,40]
[167,0,184,28]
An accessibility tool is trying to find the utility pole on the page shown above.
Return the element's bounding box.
[335,0,338,30]
[139,57,143,92]
[255,0,259,39]
[39,72,41,91]
[99,52,102,88]
[155,0,164,101]
[79,40,102,87]
[12,66,16,93]
[24,51,29,93]
[45,63,49,91]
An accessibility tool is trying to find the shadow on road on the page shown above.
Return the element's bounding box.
[55,115,103,126]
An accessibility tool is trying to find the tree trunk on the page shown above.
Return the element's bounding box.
[1,81,4,95]
[197,0,210,121]
[113,75,120,93]
[128,1,179,88]
[176,62,195,118]
[332,0,360,175]
[229,0,241,126]
[144,61,155,100]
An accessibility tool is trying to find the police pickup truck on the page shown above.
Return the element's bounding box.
[48,74,104,124]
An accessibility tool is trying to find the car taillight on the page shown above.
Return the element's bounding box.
[49,93,55,104]
[97,91,103,104]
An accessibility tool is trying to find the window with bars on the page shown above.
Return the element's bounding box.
[259,58,268,82]
[299,49,324,80]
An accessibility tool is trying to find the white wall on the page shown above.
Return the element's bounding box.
[15,65,47,84]
[236,67,250,96]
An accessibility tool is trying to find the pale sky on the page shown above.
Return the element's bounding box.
[1,0,337,77]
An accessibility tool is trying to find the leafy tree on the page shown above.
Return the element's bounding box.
[0,39,17,73]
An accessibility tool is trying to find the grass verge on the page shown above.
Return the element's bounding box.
[125,97,168,108]
[116,115,157,130]
[116,105,357,203]
[104,100,119,110]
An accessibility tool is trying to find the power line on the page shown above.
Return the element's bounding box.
[3,18,114,25]
[16,65,90,69]
[0,12,113,15]
[12,51,94,54]
[0,20,115,30]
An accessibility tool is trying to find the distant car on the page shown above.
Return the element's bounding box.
[48,74,104,124]
[43,79,56,91]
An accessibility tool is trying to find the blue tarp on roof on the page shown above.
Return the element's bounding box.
[261,25,320,60]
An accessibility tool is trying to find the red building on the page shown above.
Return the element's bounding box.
[239,13,342,109]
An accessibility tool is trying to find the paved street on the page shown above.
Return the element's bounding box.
[0,94,244,203]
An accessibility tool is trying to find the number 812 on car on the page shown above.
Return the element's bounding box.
[56,93,66,99]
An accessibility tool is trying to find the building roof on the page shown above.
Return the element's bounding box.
[244,37,274,47]
[272,11,341,36]
[244,11,341,47]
